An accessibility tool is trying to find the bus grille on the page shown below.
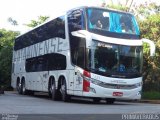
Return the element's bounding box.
[98,83,138,89]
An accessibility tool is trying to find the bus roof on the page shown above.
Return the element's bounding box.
[16,6,134,40]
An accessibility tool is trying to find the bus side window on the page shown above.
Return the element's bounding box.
[56,55,66,70]
[36,56,48,71]
[26,58,36,72]
[48,53,66,70]
[46,16,65,39]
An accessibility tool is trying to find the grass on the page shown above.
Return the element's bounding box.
[142,91,160,100]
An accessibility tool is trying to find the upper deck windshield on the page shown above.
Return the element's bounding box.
[87,40,142,78]
[87,8,140,39]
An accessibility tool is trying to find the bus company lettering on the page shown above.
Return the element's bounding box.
[13,38,67,61]
[111,80,127,84]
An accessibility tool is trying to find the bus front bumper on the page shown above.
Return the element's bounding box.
[82,83,142,100]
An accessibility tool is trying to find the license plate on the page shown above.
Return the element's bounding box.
[113,92,123,96]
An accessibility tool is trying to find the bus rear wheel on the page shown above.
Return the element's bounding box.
[21,79,28,95]
[49,79,60,101]
[51,81,56,100]
[17,80,22,94]
[60,78,70,102]
[21,79,34,95]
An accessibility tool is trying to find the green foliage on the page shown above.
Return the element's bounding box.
[8,17,18,26]
[106,4,129,11]
[0,29,19,89]
[104,1,160,92]
[0,15,49,89]
[25,16,49,28]
[143,43,150,55]
[137,6,160,85]
[139,14,160,41]
[139,13,160,85]
[142,91,160,100]
[135,3,160,19]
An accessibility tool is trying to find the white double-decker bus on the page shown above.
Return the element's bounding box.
[11,6,154,103]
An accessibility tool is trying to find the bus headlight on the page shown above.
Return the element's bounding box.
[137,91,142,96]
[90,78,103,85]
[135,82,142,87]
[89,87,96,93]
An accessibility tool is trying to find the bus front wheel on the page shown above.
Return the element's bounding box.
[93,98,101,103]
[106,98,115,104]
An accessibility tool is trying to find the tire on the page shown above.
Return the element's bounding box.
[0,86,4,94]
[48,81,52,98]
[60,78,70,102]
[93,98,101,103]
[17,80,22,94]
[49,79,60,101]
[21,80,27,95]
[51,81,56,100]
[106,98,115,104]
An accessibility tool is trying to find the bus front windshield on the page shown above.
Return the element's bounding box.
[87,8,140,38]
[88,41,142,78]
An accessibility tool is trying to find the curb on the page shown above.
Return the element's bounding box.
[138,100,160,104]
[117,99,160,104]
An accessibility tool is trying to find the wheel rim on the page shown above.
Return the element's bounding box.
[22,82,25,93]
[17,82,21,92]
[50,80,56,100]
[51,84,55,95]
[61,84,66,100]
[49,84,52,94]
[19,82,21,89]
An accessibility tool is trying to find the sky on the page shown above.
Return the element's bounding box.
[0,0,101,33]
[0,0,159,34]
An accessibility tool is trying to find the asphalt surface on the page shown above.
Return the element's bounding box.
[0,91,160,120]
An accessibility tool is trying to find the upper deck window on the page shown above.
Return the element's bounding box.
[87,8,140,39]
[14,16,65,50]
[68,9,85,32]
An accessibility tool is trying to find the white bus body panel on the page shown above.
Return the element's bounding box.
[88,73,141,99]
[73,66,142,100]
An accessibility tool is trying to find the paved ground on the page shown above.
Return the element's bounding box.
[0,91,160,120]
[0,91,160,114]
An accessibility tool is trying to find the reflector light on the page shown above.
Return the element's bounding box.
[83,70,90,92]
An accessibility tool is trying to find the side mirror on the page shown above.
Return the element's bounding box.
[142,38,155,56]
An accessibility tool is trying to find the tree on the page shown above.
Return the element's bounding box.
[102,0,134,12]
[102,0,160,91]
[0,29,19,89]
[134,3,160,88]
[8,17,18,26]
[131,2,160,20]
[139,13,160,84]
[25,16,49,28]
[0,15,49,89]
